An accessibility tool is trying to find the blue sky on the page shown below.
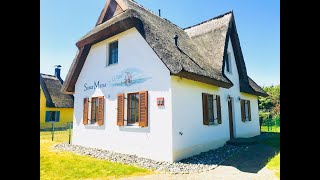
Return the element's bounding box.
[40,0,279,86]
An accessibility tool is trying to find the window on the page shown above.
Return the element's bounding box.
[127,92,139,125]
[45,111,60,122]
[108,41,118,65]
[83,97,104,126]
[226,52,232,73]
[117,91,148,127]
[90,97,99,124]
[241,99,251,122]
[202,93,222,125]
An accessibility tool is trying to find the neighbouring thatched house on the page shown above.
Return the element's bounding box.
[62,0,268,162]
[40,66,74,123]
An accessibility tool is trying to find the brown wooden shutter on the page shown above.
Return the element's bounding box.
[247,100,251,121]
[241,99,246,122]
[83,98,89,125]
[117,94,124,126]
[217,95,222,124]
[202,93,209,125]
[139,91,148,127]
[97,96,104,126]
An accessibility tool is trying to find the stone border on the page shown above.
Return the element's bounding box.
[54,143,246,174]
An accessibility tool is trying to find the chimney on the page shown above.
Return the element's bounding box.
[54,65,63,83]
[158,9,161,17]
[174,35,178,46]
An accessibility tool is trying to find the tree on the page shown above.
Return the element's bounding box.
[258,84,280,122]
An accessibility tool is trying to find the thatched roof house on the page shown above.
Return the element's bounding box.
[63,0,269,162]
[40,73,74,108]
[61,0,267,97]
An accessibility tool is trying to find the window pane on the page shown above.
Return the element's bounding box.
[213,98,218,120]
[91,98,98,123]
[50,112,55,121]
[207,95,213,108]
[245,101,249,120]
[128,93,139,124]
[208,108,213,122]
[109,41,118,65]
[226,53,231,72]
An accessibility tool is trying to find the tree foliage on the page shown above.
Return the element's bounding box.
[258,84,280,119]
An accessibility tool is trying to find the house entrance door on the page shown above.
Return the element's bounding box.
[228,98,234,139]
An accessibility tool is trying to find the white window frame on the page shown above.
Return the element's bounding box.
[106,40,119,66]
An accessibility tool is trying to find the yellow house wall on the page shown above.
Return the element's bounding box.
[40,85,74,123]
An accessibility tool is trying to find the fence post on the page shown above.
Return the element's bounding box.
[68,122,72,144]
[52,122,55,141]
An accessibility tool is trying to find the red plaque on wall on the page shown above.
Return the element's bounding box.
[157,97,164,107]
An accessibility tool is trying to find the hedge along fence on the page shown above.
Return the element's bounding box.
[259,109,280,131]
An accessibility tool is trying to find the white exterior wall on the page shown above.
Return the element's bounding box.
[223,38,260,138]
[72,28,173,162]
[171,38,260,161]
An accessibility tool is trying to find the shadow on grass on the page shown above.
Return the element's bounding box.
[220,132,280,173]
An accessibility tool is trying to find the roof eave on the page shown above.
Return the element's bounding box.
[62,16,145,94]
[174,71,233,88]
[240,88,269,97]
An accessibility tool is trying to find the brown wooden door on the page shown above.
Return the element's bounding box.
[228,99,234,139]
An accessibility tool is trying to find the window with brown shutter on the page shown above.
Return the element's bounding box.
[241,99,246,122]
[202,93,222,125]
[241,99,251,122]
[216,95,222,124]
[97,96,104,126]
[83,98,89,125]
[139,91,148,127]
[202,93,209,125]
[117,94,125,126]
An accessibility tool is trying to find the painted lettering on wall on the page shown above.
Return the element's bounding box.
[84,81,107,91]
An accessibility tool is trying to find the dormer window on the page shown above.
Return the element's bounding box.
[226,52,232,74]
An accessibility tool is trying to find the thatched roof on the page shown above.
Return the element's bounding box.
[62,0,268,97]
[40,74,74,108]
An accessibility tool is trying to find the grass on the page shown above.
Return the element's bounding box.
[266,153,280,178]
[261,125,280,133]
[40,131,153,180]
[260,126,280,179]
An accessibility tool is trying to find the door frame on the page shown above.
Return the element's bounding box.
[228,97,235,139]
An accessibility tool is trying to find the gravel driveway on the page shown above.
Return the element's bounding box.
[121,143,279,180]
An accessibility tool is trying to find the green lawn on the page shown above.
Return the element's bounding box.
[40,131,153,180]
[261,125,280,133]
[267,153,280,178]
[260,126,280,179]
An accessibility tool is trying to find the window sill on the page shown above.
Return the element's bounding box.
[106,63,118,67]
[207,122,220,126]
[85,124,104,127]
[122,125,141,129]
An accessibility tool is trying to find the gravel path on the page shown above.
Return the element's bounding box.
[121,166,277,180]
[121,142,279,180]
[53,143,245,174]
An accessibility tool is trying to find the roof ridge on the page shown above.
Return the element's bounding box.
[127,0,184,31]
[183,11,233,30]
